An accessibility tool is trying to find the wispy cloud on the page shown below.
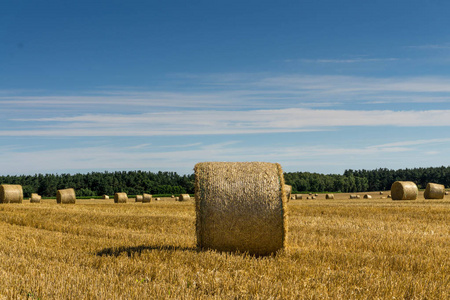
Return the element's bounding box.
[289,58,399,63]
[3,108,450,137]
[407,43,450,50]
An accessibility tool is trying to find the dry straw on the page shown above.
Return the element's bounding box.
[295,194,302,200]
[391,181,418,200]
[142,193,152,203]
[114,192,128,203]
[135,195,143,202]
[30,193,41,203]
[0,184,23,203]
[326,194,334,199]
[179,194,190,201]
[194,162,287,256]
[424,183,445,199]
[56,188,76,204]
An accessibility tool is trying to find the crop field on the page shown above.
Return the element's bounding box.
[0,192,448,299]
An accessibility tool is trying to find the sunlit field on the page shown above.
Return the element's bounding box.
[0,192,448,299]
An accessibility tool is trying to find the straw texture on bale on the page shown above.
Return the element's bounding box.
[179,194,190,201]
[391,181,418,200]
[195,162,287,256]
[424,183,445,199]
[325,194,334,199]
[142,193,152,203]
[135,195,143,202]
[363,194,372,199]
[56,188,76,204]
[295,194,302,200]
[114,192,128,203]
[102,195,109,200]
[30,193,41,203]
[0,184,23,203]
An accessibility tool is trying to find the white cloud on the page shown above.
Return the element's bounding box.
[292,58,399,63]
[3,108,450,137]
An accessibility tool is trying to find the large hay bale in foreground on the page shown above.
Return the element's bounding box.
[142,193,152,203]
[30,193,41,203]
[135,195,143,202]
[114,192,128,203]
[195,162,287,256]
[0,184,23,203]
[391,181,418,200]
[57,188,76,204]
[325,194,334,199]
[179,194,190,201]
[424,183,445,199]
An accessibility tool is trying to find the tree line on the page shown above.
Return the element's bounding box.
[1,166,449,197]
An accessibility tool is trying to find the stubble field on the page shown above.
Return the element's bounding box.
[0,192,448,299]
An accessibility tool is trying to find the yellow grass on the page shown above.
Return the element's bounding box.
[0,194,448,299]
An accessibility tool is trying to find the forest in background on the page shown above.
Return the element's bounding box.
[1,166,450,197]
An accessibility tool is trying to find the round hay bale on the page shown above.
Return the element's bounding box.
[306,196,311,200]
[314,193,318,196]
[311,196,316,199]
[295,194,302,200]
[114,192,128,203]
[195,162,287,256]
[349,194,357,199]
[0,184,23,203]
[356,195,361,199]
[379,191,383,195]
[445,191,449,195]
[325,194,334,199]
[391,181,418,200]
[387,194,391,198]
[284,185,292,201]
[424,183,445,199]
[171,195,175,198]
[142,193,152,203]
[308,193,312,196]
[179,194,190,201]
[363,194,372,199]
[102,195,109,200]
[57,188,76,204]
[135,195,143,202]
[155,197,161,201]
[30,193,41,203]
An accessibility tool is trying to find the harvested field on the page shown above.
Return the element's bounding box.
[0,193,448,299]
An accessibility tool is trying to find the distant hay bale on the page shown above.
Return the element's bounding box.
[391,181,418,200]
[290,195,295,200]
[142,193,152,203]
[57,188,76,204]
[155,197,161,201]
[171,195,175,198]
[0,184,23,203]
[325,194,334,199]
[445,191,449,195]
[284,185,292,201]
[424,183,445,199]
[114,192,128,203]
[314,193,318,196]
[30,193,41,203]
[363,194,372,199]
[179,194,190,201]
[380,191,383,195]
[309,193,312,196]
[356,195,361,199]
[135,195,143,202]
[388,194,391,198]
[195,162,287,256]
[102,195,109,200]
[306,196,311,200]
[295,194,302,200]
[349,194,357,199]
[311,196,316,199]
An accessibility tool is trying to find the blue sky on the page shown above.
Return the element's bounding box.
[2,0,450,175]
